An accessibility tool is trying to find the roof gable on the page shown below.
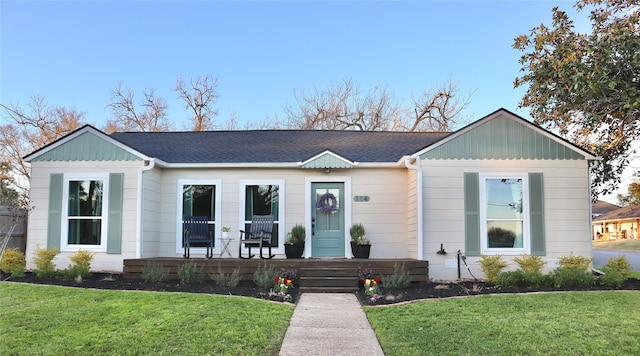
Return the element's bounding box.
[24,125,146,162]
[416,109,597,160]
[300,150,357,169]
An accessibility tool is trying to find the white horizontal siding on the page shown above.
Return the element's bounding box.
[26,160,143,272]
[151,167,411,259]
[421,159,592,280]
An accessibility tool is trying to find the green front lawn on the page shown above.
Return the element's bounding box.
[593,239,640,251]
[0,283,293,356]
[366,291,640,355]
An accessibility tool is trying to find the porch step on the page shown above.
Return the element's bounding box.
[302,268,356,278]
[298,267,360,293]
[299,286,358,293]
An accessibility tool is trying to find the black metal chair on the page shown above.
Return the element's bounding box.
[183,216,214,259]
[238,214,275,259]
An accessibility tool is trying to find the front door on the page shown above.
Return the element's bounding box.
[311,182,345,257]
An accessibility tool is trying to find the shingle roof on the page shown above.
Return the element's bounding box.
[110,130,450,164]
[593,205,640,221]
[592,200,621,216]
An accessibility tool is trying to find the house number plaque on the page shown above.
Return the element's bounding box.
[353,195,370,202]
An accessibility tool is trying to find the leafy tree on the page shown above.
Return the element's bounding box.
[174,74,219,131]
[0,95,85,201]
[513,0,640,197]
[0,162,22,207]
[617,182,640,206]
[105,83,172,133]
[284,77,472,132]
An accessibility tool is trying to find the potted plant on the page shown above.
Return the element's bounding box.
[284,224,305,259]
[350,223,371,259]
[221,226,231,239]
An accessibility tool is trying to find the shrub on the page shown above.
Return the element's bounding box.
[60,265,91,280]
[33,245,59,278]
[1,248,26,277]
[497,270,527,288]
[210,267,241,287]
[513,254,546,273]
[60,249,94,280]
[478,254,507,284]
[558,254,593,270]
[597,256,633,288]
[141,262,167,283]
[497,270,550,288]
[599,266,627,288]
[253,262,278,289]
[603,256,633,278]
[548,267,594,288]
[380,262,411,289]
[177,262,204,284]
[69,249,95,270]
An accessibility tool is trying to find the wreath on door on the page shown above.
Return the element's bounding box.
[316,192,338,214]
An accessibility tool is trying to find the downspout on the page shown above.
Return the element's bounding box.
[136,158,156,258]
[405,157,424,260]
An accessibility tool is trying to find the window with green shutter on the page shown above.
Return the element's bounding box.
[49,172,124,253]
[464,172,545,256]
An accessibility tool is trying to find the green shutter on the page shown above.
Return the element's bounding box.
[464,172,481,256]
[47,174,64,249]
[529,173,546,255]
[107,173,124,254]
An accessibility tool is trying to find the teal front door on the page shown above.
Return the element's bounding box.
[311,182,345,257]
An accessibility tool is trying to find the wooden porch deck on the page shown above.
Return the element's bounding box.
[123,257,429,292]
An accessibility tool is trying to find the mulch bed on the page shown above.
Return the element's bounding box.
[356,278,640,305]
[4,272,640,306]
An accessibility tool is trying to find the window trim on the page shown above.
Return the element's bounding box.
[60,173,110,252]
[238,179,285,254]
[479,172,530,255]
[175,179,222,254]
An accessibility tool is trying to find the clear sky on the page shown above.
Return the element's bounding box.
[0,0,636,201]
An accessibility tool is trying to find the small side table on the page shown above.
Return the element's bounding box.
[219,238,234,257]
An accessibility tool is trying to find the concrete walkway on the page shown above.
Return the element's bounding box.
[279,293,385,356]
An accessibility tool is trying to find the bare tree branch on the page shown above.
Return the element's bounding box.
[174,74,219,131]
[285,77,472,132]
[106,83,172,132]
[0,95,85,201]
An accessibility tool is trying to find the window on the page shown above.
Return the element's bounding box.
[479,174,530,254]
[177,180,221,253]
[240,180,284,249]
[465,172,544,256]
[61,173,109,251]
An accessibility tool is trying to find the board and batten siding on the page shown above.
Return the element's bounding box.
[421,159,591,281]
[26,160,143,272]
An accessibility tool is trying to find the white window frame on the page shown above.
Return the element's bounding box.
[175,179,222,255]
[60,173,109,252]
[479,172,530,255]
[239,179,285,254]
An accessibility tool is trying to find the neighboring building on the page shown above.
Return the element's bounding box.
[593,205,640,240]
[23,108,598,280]
[592,200,620,218]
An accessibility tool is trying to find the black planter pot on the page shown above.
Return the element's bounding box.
[285,242,305,259]
[350,241,371,259]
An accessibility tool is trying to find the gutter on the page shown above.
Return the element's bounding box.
[136,158,156,258]
[404,157,424,260]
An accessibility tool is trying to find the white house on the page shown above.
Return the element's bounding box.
[23,108,597,280]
